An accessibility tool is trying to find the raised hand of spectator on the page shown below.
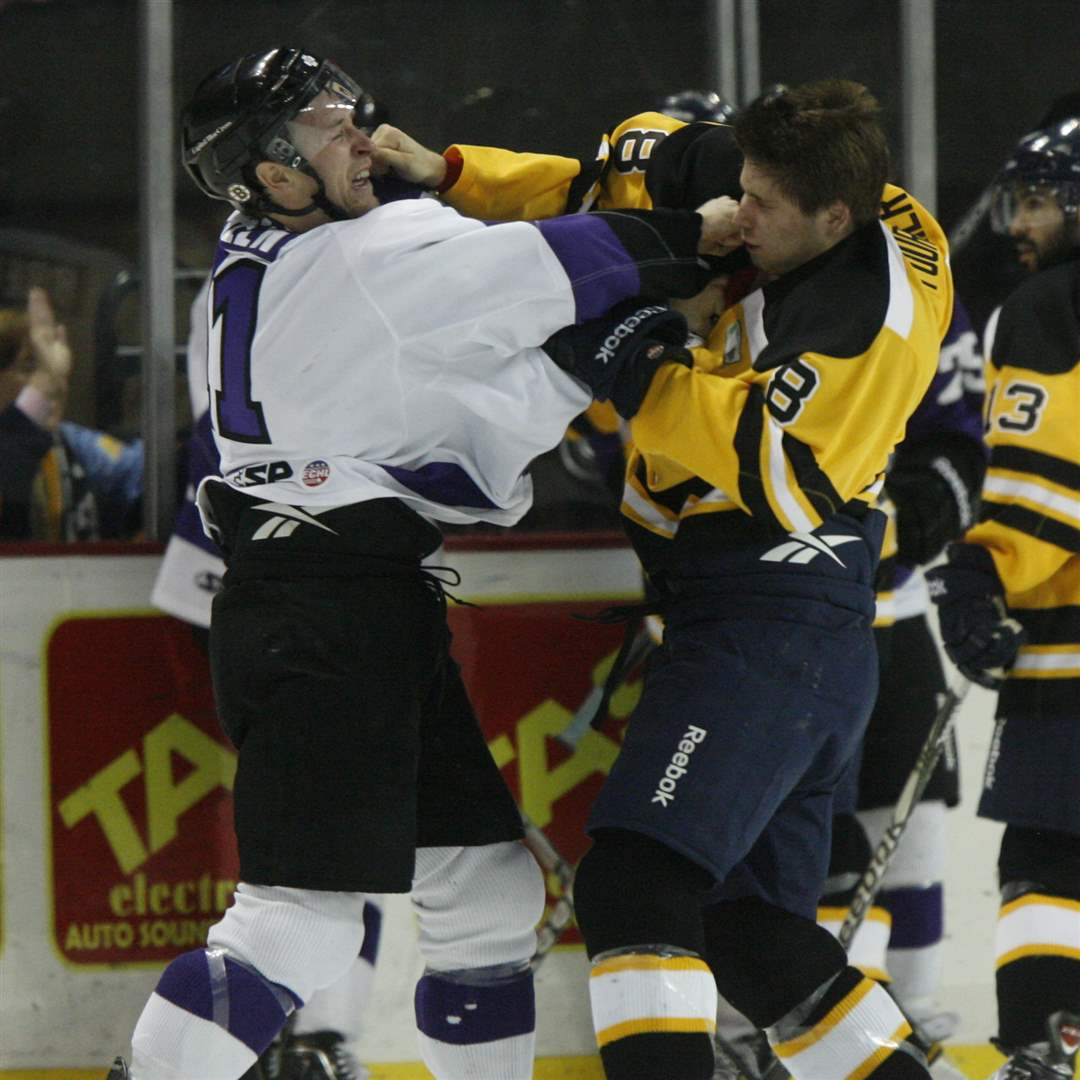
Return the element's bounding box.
[26,286,71,428]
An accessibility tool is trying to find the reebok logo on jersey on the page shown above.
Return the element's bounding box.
[651,724,707,807]
[595,305,667,367]
[760,532,861,568]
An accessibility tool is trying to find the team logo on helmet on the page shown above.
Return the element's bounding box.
[302,460,331,487]
[228,183,252,203]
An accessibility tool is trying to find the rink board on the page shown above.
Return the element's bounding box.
[0,1045,1014,1079]
[0,540,1019,1076]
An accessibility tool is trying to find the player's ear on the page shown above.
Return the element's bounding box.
[254,160,304,204]
[822,199,852,238]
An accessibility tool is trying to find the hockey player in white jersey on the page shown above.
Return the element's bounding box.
[106,45,739,1080]
[151,281,385,1080]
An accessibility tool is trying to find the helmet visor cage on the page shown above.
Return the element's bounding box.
[990,121,1080,235]
[990,179,1078,235]
[281,71,368,167]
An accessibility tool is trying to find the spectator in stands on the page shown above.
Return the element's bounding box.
[0,286,142,541]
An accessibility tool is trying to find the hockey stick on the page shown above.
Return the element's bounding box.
[524,628,658,966]
[838,677,971,950]
[946,184,994,257]
[556,622,657,750]
[723,684,972,1080]
[521,812,576,967]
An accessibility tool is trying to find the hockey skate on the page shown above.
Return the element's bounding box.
[279,1029,368,1080]
[989,1010,1080,1079]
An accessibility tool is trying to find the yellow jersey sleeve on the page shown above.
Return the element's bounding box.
[441,111,686,222]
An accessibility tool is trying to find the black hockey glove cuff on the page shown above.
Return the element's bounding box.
[588,208,716,299]
[926,543,1026,690]
[885,434,986,567]
[543,302,692,419]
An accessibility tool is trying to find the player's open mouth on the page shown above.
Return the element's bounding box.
[353,171,371,190]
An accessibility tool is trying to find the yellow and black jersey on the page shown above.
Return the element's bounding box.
[623,185,953,574]
[966,254,1080,717]
[442,111,743,220]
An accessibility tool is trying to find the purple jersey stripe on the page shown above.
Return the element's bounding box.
[533,214,641,323]
[175,410,224,557]
[379,461,497,510]
[882,883,944,948]
[415,969,535,1046]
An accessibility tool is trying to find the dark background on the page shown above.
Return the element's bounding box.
[0,0,1076,429]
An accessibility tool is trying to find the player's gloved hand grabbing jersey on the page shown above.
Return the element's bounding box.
[542,301,692,419]
[926,543,1027,689]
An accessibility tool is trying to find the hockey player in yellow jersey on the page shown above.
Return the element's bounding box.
[927,117,1080,1080]
[378,80,951,1080]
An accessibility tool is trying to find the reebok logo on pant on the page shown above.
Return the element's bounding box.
[652,725,707,806]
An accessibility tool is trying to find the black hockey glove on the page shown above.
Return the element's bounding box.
[885,434,986,567]
[926,543,1026,690]
[542,301,692,419]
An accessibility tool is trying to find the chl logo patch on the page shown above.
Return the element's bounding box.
[302,460,331,487]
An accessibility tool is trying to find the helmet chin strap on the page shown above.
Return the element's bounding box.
[262,168,350,222]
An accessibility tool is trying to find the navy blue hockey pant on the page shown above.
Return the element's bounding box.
[588,593,879,919]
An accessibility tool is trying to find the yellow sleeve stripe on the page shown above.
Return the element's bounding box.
[1012,647,1080,678]
[847,1022,913,1080]
[774,977,877,1058]
[984,472,1080,530]
[595,1016,716,1047]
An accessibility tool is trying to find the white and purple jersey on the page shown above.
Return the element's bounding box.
[197,197,704,528]
[152,280,222,628]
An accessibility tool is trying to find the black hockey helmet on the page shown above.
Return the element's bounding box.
[181,46,380,216]
[990,117,1080,235]
[656,89,736,126]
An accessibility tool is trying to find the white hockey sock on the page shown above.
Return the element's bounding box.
[414,963,535,1080]
[132,992,258,1080]
[130,948,297,1080]
[292,896,384,1037]
[818,903,893,983]
[859,802,947,1003]
[769,971,920,1079]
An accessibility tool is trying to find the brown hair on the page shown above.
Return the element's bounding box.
[732,80,889,226]
[0,309,31,373]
